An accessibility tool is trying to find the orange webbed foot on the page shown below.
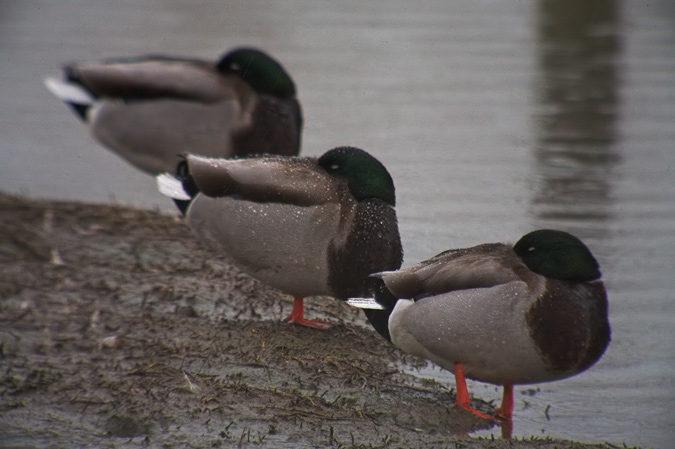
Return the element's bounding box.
[284,296,332,330]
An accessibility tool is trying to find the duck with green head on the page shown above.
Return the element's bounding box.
[349,229,610,423]
[158,146,403,329]
[44,47,302,175]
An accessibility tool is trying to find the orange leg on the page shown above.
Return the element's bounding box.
[495,383,514,420]
[284,296,332,330]
[452,362,494,421]
[495,384,514,438]
[499,415,513,439]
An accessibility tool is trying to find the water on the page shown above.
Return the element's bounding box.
[1,1,674,447]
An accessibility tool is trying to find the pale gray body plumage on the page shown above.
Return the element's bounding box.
[92,97,248,175]
[187,196,341,297]
[390,283,553,386]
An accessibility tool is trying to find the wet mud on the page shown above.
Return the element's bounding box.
[0,193,635,448]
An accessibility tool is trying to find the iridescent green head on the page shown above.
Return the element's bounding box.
[514,229,601,281]
[217,48,296,98]
[318,147,396,206]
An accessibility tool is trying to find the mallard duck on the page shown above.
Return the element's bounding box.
[44,47,302,175]
[157,146,403,329]
[349,229,610,421]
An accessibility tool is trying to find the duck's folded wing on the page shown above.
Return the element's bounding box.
[187,155,339,206]
[65,58,236,103]
[379,246,524,299]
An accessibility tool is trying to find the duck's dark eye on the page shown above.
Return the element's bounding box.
[528,246,536,252]
[329,163,340,170]
[229,62,241,71]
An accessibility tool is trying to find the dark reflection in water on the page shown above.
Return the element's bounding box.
[531,0,621,229]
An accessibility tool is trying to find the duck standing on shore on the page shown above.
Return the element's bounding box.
[44,47,303,175]
[349,229,610,423]
[158,147,403,329]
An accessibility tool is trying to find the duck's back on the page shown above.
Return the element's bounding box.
[67,57,232,101]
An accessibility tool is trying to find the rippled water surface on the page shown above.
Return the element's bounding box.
[1,1,674,447]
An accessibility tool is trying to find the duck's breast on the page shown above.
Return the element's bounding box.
[187,195,341,297]
[525,279,610,377]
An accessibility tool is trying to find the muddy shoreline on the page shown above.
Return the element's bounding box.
[0,193,634,448]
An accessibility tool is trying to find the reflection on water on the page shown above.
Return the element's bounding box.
[1,1,674,447]
[531,0,621,231]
